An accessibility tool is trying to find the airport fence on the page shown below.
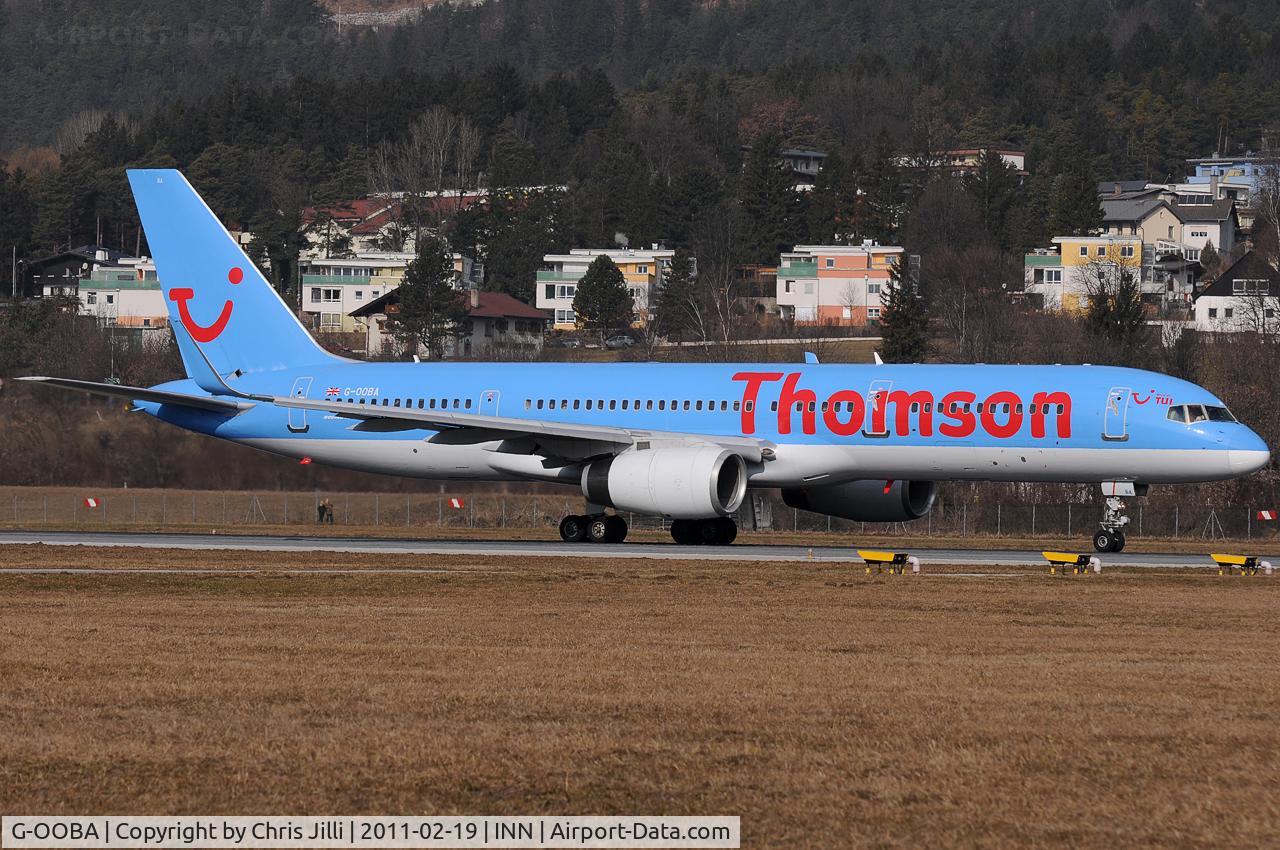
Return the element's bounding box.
[0,486,1273,540]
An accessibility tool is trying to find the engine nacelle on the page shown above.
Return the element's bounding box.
[782,479,937,522]
[582,447,748,519]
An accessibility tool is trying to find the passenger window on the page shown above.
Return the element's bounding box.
[418,399,424,408]
[745,401,754,412]
[609,400,617,410]
[597,399,604,409]
[696,401,703,411]
[621,400,629,410]
[683,400,690,410]
[910,402,919,413]
[720,401,728,411]
[646,400,653,410]
[393,399,401,407]
[586,400,593,410]
[537,399,544,410]
[573,399,580,410]
[1015,404,1022,414]
[771,401,779,412]
[1057,404,1065,415]
[465,399,472,409]
[659,400,666,410]
[733,401,741,411]
[524,399,531,410]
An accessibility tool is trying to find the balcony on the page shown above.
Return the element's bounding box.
[302,274,371,285]
[536,270,584,282]
[778,261,818,277]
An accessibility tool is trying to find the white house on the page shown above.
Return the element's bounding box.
[535,248,681,330]
[1192,250,1280,333]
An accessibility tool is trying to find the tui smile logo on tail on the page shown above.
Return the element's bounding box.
[170,266,243,342]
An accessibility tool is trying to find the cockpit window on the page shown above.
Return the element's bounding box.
[1169,404,1236,424]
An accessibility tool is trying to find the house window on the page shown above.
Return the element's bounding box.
[1120,245,1135,258]
[310,288,321,303]
[355,290,363,300]
[142,318,151,327]
[867,307,881,319]
[545,284,555,300]
[1079,246,1088,257]
[868,283,881,295]
[556,284,576,299]
[1096,246,1106,256]
[105,294,114,304]
[825,258,835,268]
[1225,308,1234,319]
[555,309,576,324]
[635,265,648,274]
[784,280,793,293]
[1045,269,1062,284]
[1208,307,1218,318]
[322,288,340,302]
[320,312,341,330]
[86,292,97,305]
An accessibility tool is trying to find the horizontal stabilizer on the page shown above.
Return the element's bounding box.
[18,377,249,413]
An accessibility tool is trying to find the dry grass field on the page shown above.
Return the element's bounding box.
[1,545,1278,848]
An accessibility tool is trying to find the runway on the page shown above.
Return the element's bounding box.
[0,530,1232,569]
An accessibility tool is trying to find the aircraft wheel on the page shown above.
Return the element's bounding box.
[714,517,737,545]
[1112,531,1126,552]
[1092,530,1114,553]
[670,519,695,545]
[695,519,723,545]
[604,515,628,543]
[560,514,588,543]
[587,515,612,544]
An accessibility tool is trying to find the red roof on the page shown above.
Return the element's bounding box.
[468,292,551,320]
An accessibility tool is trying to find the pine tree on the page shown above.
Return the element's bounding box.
[572,254,634,342]
[386,235,467,360]
[1047,160,1103,236]
[652,248,696,340]
[962,149,1021,249]
[736,133,799,264]
[878,255,929,362]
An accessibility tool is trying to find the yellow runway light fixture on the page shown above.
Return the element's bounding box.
[1043,551,1101,575]
[857,550,919,575]
[1210,554,1273,576]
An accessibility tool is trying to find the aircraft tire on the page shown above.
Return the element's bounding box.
[1112,531,1126,552]
[1092,530,1114,553]
[714,517,737,545]
[604,515,628,543]
[670,519,695,545]
[560,514,589,543]
[587,515,612,544]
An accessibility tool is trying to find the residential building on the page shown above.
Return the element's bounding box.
[26,245,129,298]
[300,251,482,339]
[1192,250,1280,333]
[535,248,682,330]
[1186,152,1276,202]
[1024,236,1143,313]
[351,288,550,358]
[775,242,909,325]
[779,149,827,188]
[71,260,168,337]
[301,192,488,257]
[937,149,1027,177]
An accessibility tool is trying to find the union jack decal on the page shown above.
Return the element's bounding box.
[326,387,341,396]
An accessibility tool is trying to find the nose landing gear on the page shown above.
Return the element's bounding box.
[1093,496,1129,552]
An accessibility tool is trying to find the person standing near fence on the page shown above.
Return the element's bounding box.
[317,499,327,524]
[322,498,335,524]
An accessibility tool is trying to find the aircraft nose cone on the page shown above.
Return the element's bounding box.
[1228,429,1270,475]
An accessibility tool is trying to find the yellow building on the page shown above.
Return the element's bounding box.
[1025,236,1142,313]
[535,248,683,330]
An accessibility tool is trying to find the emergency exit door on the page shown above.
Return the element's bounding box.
[1103,386,1129,441]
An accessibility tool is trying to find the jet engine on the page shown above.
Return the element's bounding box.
[581,447,748,519]
[781,479,937,522]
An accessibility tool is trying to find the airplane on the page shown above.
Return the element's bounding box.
[20,169,1271,552]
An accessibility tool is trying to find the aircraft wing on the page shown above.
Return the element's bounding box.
[18,376,250,413]
[271,395,772,462]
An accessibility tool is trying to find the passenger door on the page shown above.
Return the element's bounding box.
[479,389,501,417]
[863,379,893,437]
[288,376,312,433]
[1103,386,1130,441]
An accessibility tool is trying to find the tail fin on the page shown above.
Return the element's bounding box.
[127,169,338,383]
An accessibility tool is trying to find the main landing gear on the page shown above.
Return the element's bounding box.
[670,517,738,546]
[1093,496,1130,552]
[559,513,628,544]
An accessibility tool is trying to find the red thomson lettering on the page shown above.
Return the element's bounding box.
[1031,391,1072,438]
[886,389,934,436]
[777,372,817,435]
[938,390,977,438]
[823,390,865,436]
[731,371,783,434]
[981,390,1023,438]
